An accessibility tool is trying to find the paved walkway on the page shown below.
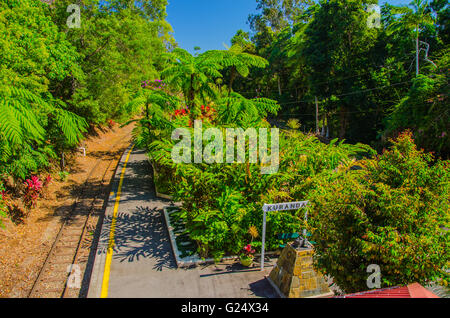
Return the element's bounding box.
[87,146,278,298]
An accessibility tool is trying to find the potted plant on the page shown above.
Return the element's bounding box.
[239,226,259,267]
[240,244,256,267]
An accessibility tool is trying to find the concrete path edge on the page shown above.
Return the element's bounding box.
[86,144,133,298]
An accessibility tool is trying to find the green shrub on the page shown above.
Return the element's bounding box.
[307,131,450,293]
[138,45,374,261]
[149,123,372,260]
[385,50,450,158]
[0,1,87,180]
[58,171,69,182]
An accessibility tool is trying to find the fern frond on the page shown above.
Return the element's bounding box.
[0,100,25,146]
[54,107,88,146]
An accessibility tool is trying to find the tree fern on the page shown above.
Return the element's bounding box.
[208,44,268,97]
[0,84,88,179]
[54,107,88,146]
[126,89,182,149]
[0,86,47,146]
[161,48,223,119]
[217,92,280,126]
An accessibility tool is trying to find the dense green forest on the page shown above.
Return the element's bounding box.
[0,0,173,182]
[0,0,448,293]
[232,0,449,157]
[125,0,447,291]
[0,0,447,182]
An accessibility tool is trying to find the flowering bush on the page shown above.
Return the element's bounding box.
[307,131,450,293]
[200,104,216,122]
[23,176,43,210]
[174,108,188,117]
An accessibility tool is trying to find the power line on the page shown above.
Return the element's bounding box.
[236,56,415,96]
[273,97,447,121]
[275,80,412,106]
[275,108,386,117]
[332,80,412,98]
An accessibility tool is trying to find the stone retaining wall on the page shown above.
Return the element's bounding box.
[268,243,333,298]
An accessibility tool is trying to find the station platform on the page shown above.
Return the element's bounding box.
[87,146,277,298]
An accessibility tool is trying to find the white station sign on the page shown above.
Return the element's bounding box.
[260,200,310,271]
[262,201,309,212]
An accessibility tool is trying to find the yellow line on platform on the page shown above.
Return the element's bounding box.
[100,145,135,298]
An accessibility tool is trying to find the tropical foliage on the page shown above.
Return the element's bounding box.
[386,51,449,156]
[307,132,449,292]
[1,0,448,295]
[133,0,449,292]
[151,129,372,261]
[137,47,375,260]
[0,0,172,221]
[231,0,449,158]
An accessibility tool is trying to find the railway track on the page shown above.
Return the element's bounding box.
[28,135,131,298]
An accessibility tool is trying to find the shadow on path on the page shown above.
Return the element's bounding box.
[97,206,176,271]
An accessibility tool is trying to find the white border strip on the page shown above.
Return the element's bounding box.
[147,158,173,200]
[163,207,277,268]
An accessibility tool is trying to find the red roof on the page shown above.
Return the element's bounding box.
[336,283,439,298]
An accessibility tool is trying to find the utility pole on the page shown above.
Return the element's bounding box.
[416,36,420,76]
[277,75,282,96]
[315,96,319,135]
[326,113,330,138]
[415,24,420,76]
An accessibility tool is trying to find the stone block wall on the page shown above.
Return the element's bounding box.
[268,243,333,298]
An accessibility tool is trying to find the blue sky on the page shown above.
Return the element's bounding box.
[166,0,412,54]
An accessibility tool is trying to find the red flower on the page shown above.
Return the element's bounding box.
[31,176,42,191]
[243,244,255,255]
[174,109,188,117]
[25,176,42,191]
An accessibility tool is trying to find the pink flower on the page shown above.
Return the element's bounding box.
[31,176,42,191]
[25,176,42,191]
